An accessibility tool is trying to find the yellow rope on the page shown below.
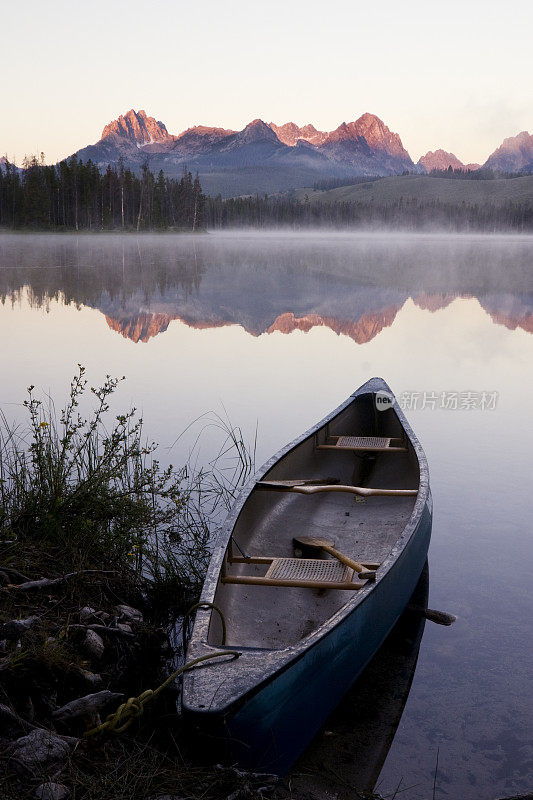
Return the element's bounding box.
[84,602,238,737]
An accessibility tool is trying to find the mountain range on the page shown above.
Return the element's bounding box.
[66,109,533,197]
[2,110,532,198]
[73,110,416,196]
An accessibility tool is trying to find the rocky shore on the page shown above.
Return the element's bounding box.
[0,563,285,800]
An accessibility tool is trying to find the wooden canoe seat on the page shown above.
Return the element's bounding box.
[317,435,406,453]
[222,556,366,590]
[222,541,381,590]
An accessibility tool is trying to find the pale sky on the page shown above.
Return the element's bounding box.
[1,0,532,166]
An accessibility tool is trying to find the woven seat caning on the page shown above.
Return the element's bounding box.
[265,557,350,583]
[336,436,391,448]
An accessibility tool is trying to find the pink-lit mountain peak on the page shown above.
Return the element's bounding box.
[419,149,466,172]
[326,121,362,143]
[101,109,172,145]
[269,122,327,146]
[349,113,409,156]
[484,130,533,172]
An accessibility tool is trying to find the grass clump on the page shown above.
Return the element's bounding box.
[0,365,221,599]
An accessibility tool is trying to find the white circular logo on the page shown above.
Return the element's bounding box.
[375,390,394,411]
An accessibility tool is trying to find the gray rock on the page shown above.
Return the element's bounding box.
[35,782,70,800]
[116,622,133,634]
[1,615,40,639]
[53,690,123,723]
[115,604,143,624]
[8,729,75,775]
[83,628,104,660]
[79,607,97,624]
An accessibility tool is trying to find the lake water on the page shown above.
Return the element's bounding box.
[0,231,532,799]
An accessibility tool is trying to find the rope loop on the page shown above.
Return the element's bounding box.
[182,601,227,652]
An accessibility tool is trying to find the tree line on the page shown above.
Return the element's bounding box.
[425,166,527,180]
[313,167,530,189]
[205,194,533,232]
[2,155,532,232]
[0,156,205,231]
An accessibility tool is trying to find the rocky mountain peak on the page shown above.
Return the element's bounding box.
[350,113,409,157]
[418,149,466,172]
[236,119,281,145]
[325,122,361,144]
[269,122,327,146]
[101,109,171,145]
[485,131,533,172]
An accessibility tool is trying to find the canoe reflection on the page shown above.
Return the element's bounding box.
[283,562,429,799]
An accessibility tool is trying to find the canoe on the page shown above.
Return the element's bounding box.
[182,377,432,775]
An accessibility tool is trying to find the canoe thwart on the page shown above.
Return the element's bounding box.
[228,555,380,569]
[221,573,366,590]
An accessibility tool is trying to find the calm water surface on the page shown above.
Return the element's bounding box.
[0,232,532,799]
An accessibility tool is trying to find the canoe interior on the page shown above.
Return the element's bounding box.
[208,392,420,650]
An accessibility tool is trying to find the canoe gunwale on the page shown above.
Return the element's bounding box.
[183,377,430,714]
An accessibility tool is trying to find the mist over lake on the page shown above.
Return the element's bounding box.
[0,230,532,799]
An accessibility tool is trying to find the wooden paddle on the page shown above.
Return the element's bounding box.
[290,484,417,497]
[293,536,377,581]
[258,480,417,497]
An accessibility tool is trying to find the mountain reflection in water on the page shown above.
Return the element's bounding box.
[0,232,531,344]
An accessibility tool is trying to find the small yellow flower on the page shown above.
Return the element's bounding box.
[39,422,49,428]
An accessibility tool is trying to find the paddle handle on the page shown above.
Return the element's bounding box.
[291,484,417,498]
[319,544,374,578]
